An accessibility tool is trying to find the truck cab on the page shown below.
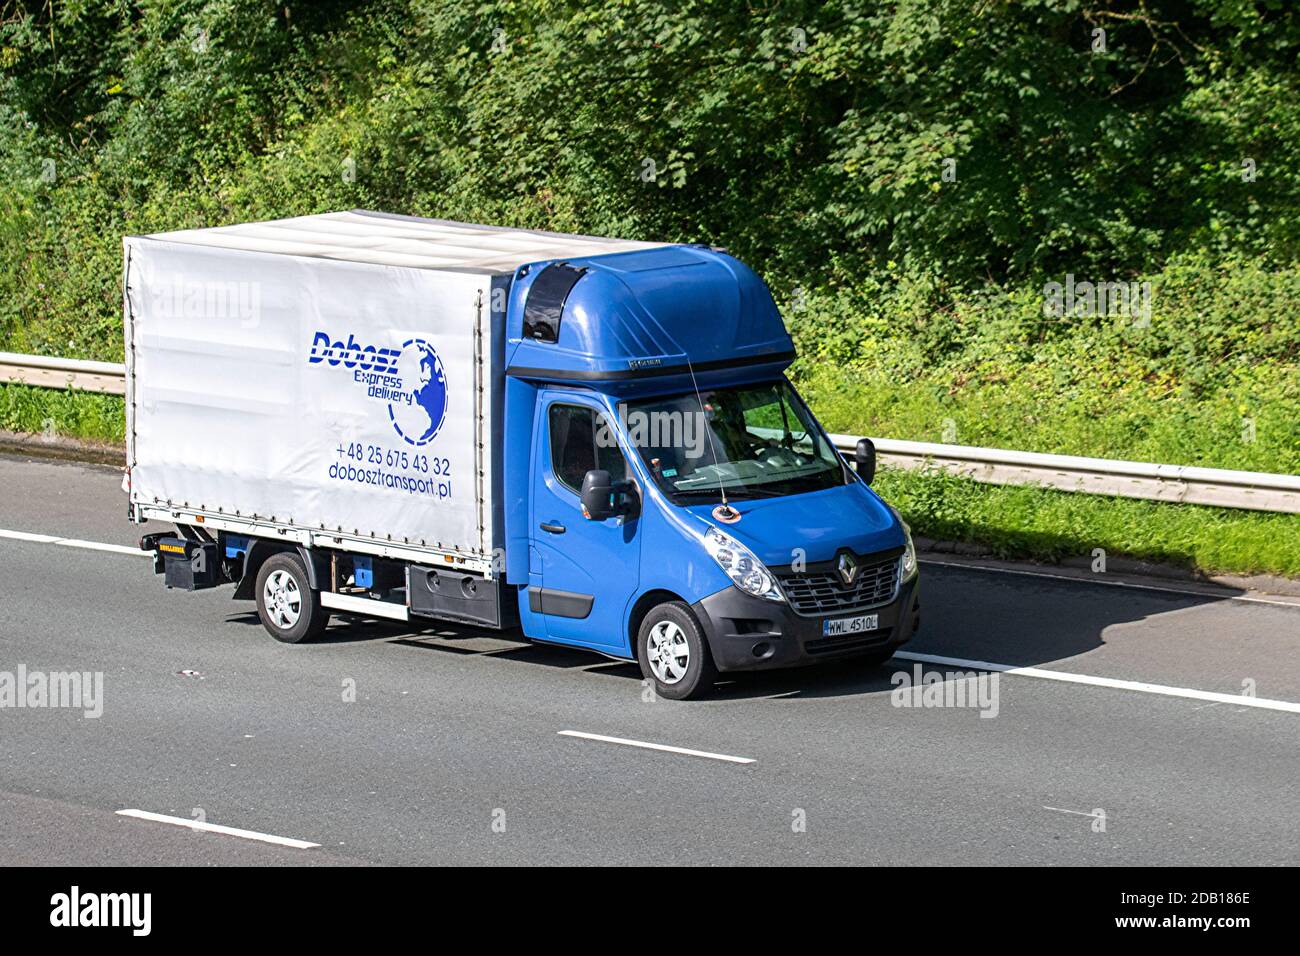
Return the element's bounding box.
[501,245,920,698]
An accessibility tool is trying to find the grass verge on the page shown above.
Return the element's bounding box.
[793,359,1300,477]
[875,469,1300,579]
[0,383,125,444]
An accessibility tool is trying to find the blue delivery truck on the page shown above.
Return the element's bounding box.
[123,211,919,699]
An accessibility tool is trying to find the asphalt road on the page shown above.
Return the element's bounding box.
[1,451,1297,866]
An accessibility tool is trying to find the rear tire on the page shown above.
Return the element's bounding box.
[636,601,717,700]
[255,552,329,644]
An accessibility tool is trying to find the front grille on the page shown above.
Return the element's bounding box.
[777,553,900,617]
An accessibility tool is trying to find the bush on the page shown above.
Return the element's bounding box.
[786,253,1300,473]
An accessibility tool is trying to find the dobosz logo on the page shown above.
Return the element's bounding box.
[308,331,448,446]
[309,331,400,372]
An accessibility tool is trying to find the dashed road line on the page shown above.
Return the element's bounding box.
[558,730,755,764]
[116,809,320,849]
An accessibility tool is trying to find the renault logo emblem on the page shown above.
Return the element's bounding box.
[837,553,859,587]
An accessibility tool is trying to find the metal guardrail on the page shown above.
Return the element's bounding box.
[1,352,1296,513]
[831,435,1300,515]
[0,351,126,395]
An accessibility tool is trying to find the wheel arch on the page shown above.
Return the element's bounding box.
[626,588,688,657]
[233,539,327,600]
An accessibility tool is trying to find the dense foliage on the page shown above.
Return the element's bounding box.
[0,0,1296,473]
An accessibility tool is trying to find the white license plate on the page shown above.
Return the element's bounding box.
[823,613,879,637]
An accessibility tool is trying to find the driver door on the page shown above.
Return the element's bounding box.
[529,393,641,653]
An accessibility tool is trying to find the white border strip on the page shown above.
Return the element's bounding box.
[116,809,320,849]
[894,651,1300,714]
[558,730,755,764]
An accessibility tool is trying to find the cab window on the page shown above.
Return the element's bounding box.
[548,404,626,494]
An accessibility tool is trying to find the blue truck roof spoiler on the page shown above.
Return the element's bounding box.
[503,245,795,387]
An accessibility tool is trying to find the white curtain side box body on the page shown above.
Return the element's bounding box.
[123,212,664,569]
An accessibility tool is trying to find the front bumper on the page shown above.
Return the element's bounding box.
[691,574,920,672]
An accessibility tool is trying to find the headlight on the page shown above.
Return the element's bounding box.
[900,522,918,582]
[703,526,784,602]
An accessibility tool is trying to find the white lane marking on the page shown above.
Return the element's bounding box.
[920,557,1300,609]
[894,651,1300,714]
[558,730,755,764]
[0,527,147,557]
[116,809,319,849]
[1043,806,1104,818]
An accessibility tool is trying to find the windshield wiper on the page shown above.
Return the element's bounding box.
[674,485,790,501]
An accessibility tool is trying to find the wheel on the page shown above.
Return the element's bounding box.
[636,601,718,700]
[255,552,329,644]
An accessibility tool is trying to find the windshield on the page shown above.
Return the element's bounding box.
[617,379,850,503]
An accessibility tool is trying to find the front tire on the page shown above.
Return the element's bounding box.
[636,601,717,700]
[255,552,329,644]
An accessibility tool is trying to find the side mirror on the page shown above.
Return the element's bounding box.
[854,438,877,484]
[580,469,614,520]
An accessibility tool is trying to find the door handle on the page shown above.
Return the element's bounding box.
[539,521,566,535]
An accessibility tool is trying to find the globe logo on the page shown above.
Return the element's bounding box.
[388,338,448,446]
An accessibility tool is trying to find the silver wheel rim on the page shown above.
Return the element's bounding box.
[647,620,690,685]
[264,568,302,630]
